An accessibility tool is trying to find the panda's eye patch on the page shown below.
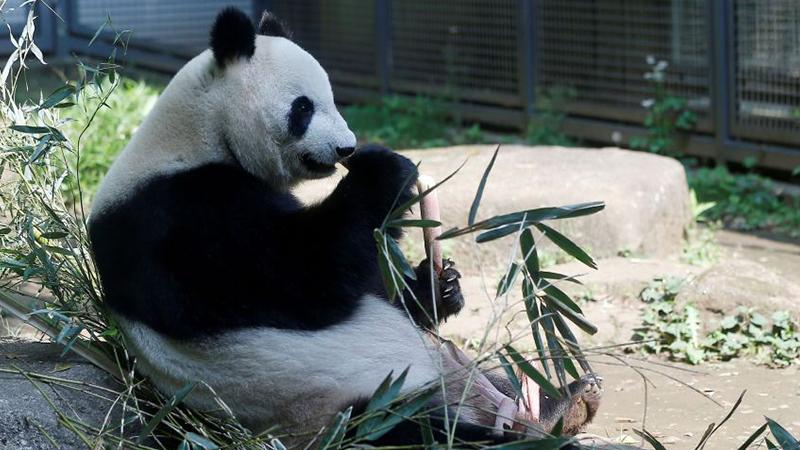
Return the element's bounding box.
[288,96,314,138]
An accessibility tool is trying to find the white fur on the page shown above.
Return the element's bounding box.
[118,296,439,440]
[92,35,355,217]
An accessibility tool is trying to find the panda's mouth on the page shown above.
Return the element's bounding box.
[300,153,336,174]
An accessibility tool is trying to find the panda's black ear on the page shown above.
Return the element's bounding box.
[210,7,256,67]
[258,11,292,39]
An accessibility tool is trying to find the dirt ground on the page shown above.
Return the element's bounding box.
[438,229,800,449]
[586,356,799,449]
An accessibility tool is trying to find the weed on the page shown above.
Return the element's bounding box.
[632,278,800,367]
[704,308,800,368]
[525,85,576,146]
[344,95,486,149]
[630,56,697,155]
[688,166,800,237]
[681,189,721,266]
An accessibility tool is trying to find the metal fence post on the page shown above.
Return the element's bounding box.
[519,0,537,120]
[376,0,392,96]
[709,0,734,164]
[52,0,73,59]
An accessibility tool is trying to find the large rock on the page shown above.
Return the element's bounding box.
[0,338,122,450]
[296,145,692,274]
[676,259,800,329]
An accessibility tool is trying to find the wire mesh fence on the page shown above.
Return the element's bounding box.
[733,0,800,146]
[0,0,798,170]
[537,0,712,131]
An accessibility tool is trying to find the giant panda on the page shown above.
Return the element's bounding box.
[88,7,600,448]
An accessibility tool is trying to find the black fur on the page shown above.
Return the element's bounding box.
[210,7,256,67]
[288,96,314,138]
[258,11,292,39]
[402,258,464,329]
[89,145,426,340]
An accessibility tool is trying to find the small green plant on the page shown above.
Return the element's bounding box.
[681,189,720,266]
[525,85,576,146]
[633,277,706,364]
[688,166,800,236]
[630,56,697,155]
[344,95,485,149]
[633,278,800,366]
[61,77,160,205]
[704,308,800,367]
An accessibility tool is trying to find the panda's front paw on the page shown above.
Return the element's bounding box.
[438,258,465,320]
[344,144,418,211]
[408,258,465,328]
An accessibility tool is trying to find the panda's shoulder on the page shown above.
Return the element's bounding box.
[91,162,299,242]
[116,163,294,214]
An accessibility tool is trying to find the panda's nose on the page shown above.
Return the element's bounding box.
[336,146,355,158]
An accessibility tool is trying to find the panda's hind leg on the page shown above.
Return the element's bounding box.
[539,374,603,435]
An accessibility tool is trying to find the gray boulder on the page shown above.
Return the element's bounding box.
[676,259,800,330]
[0,338,122,450]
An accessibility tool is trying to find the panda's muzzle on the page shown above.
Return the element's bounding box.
[300,153,337,174]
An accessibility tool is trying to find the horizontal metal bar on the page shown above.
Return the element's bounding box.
[563,116,800,172]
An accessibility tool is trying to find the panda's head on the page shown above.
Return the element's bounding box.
[209,8,356,188]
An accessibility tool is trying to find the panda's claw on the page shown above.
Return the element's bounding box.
[436,260,464,321]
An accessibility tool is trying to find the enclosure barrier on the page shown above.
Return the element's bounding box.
[1,0,798,171]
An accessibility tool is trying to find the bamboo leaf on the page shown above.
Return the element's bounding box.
[633,429,668,450]
[37,85,75,111]
[136,382,196,443]
[439,201,605,241]
[362,388,436,441]
[468,144,500,226]
[386,219,442,228]
[541,287,597,335]
[475,223,523,243]
[736,423,768,450]
[695,390,746,450]
[520,229,540,285]
[550,417,564,437]
[563,357,580,380]
[420,414,438,448]
[523,277,550,378]
[543,284,583,314]
[319,406,352,450]
[496,262,520,296]
[387,235,416,280]
[551,313,592,374]
[503,345,560,399]
[534,223,597,269]
[185,432,219,450]
[388,160,466,221]
[541,312,567,388]
[497,353,524,399]
[767,418,799,450]
[10,125,51,134]
[356,369,410,439]
[374,230,398,301]
[539,271,583,284]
